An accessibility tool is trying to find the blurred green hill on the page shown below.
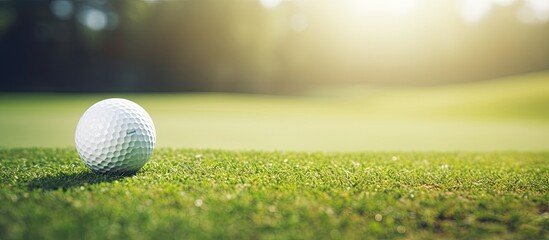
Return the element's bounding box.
[1,71,548,151]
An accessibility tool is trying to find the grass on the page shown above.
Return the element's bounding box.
[1,72,549,238]
[1,148,548,239]
[1,71,549,151]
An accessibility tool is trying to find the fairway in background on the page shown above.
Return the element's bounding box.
[1,71,549,151]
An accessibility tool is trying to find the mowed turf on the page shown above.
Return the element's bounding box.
[1,148,548,239]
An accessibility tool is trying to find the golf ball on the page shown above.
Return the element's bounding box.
[75,98,156,174]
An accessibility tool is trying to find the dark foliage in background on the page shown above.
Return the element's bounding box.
[0,0,548,93]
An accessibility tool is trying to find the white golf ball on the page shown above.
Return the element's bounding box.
[75,98,156,174]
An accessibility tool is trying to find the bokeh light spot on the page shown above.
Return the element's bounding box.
[525,0,549,23]
[493,0,515,7]
[143,0,161,4]
[50,0,74,20]
[459,0,493,23]
[78,7,108,31]
[350,0,419,17]
[260,0,281,10]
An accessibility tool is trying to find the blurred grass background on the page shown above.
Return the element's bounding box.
[2,71,548,151]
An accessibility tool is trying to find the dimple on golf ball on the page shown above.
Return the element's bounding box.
[75,98,156,174]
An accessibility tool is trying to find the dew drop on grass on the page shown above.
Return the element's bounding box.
[375,214,383,222]
[194,199,203,207]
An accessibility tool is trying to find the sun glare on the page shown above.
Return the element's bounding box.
[349,0,419,17]
[458,0,549,24]
[260,0,281,10]
[459,0,493,23]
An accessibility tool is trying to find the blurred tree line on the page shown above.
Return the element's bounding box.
[0,0,548,93]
